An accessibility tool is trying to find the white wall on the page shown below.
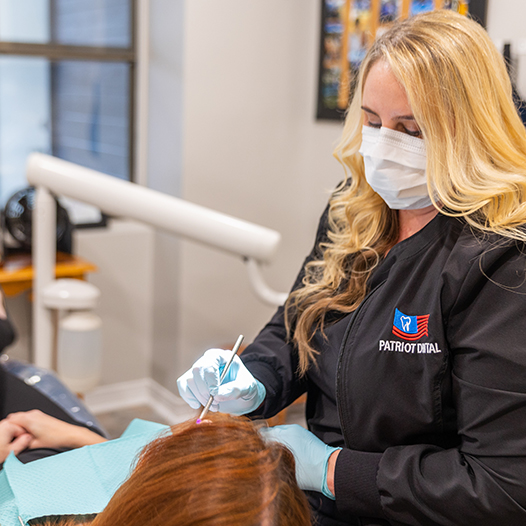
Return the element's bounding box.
[176,0,343,386]
[147,0,185,390]
[74,220,155,384]
[486,0,525,46]
[486,0,526,99]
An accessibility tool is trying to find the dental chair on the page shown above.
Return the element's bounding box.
[0,355,109,438]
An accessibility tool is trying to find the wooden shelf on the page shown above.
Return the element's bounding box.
[0,252,97,297]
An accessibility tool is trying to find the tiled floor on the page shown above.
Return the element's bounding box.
[96,401,307,439]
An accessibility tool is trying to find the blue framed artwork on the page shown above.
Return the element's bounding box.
[316,0,488,120]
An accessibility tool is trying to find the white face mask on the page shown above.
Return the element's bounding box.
[359,125,433,210]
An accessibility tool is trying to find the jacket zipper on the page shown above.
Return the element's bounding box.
[336,279,387,448]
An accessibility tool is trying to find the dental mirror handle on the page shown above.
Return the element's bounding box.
[197,334,244,422]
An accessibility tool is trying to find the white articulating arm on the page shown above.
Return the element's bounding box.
[245,258,288,307]
[27,153,287,369]
[27,154,281,262]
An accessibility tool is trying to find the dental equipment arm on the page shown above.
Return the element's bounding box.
[26,153,287,369]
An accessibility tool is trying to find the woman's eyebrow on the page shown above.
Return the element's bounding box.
[394,115,416,121]
[361,105,378,116]
[361,106,416,121]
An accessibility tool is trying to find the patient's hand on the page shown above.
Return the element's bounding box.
[0,420,32,462]
[5,410,107,450]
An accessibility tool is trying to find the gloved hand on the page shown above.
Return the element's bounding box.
[260,424,341,500]
[176,348,266,415]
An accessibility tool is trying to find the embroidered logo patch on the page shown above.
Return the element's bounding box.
[392,308,430,341]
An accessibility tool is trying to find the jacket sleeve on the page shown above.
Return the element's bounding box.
[335,238,526,525]
[0,318,15,354]
[241,202,331,419]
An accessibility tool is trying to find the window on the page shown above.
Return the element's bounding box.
[0,0,135,220]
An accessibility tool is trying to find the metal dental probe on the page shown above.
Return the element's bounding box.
[196,334,245,423]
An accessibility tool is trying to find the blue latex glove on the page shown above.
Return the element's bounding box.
[260,424,340,500]
[176,348,266,415]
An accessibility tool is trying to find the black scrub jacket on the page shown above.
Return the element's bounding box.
[242,205,526,526]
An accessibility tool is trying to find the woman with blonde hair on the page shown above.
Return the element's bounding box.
[179,9,526,525]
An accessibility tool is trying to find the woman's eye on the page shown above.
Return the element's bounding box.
[401,126,422,138]
[407,129,422,138]
[365,120,382,128]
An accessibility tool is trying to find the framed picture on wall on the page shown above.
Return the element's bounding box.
[316,0,489,120]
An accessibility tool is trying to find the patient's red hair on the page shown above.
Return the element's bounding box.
[86,413,310,526]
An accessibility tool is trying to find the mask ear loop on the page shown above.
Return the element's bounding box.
[19,517,26,526]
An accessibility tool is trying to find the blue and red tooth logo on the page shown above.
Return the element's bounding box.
[392,308,430,341]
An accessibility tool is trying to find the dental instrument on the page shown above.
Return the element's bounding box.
[197,334,244,423]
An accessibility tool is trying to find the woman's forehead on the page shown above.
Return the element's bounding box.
[362,61,413,117]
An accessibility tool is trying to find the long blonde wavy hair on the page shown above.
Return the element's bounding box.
[287,9,526,375]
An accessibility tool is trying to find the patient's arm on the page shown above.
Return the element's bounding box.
[5,410,107,450]
[0,419,33,462]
